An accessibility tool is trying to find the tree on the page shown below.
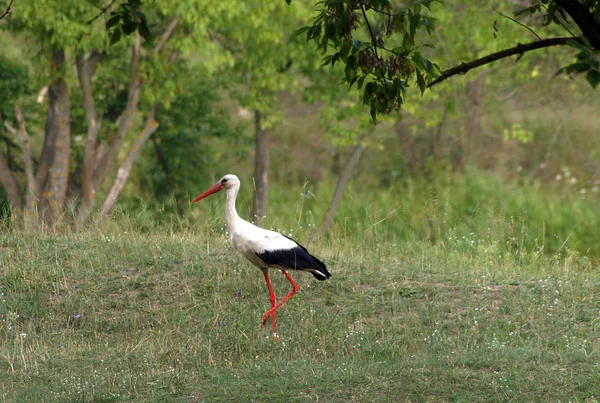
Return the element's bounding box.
[209,0,319,227]
[0,0,226,225]
[295,0,600,121]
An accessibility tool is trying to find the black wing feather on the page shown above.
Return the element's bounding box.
[256,235,331,280]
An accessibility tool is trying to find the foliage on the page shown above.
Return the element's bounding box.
[105,0,152,45]
[0,0,244,223]
[514,1,600,87]
[292,0,600,121]
[133,71,246,214]
[0,55,38,168]
[297,0,441,122]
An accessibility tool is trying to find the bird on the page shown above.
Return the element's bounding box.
[192,174,330,335]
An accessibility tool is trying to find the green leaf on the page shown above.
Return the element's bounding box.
[412,52,425,70]
[138,21,152,42]
[110,27,122,45]
[106,14,121,29]
[357,75,366,90]
[586,69,600,88]
[370,104,377,124]
[331,52,341,68]
[416,69,426,95]
[391,46,406,55]
[122,20,138,35]
[409,13,421,37]
[291,26,311,40]
[514,5,541,18]
[339,40,352,60]
[345,62,357,82]
[136,12,152,41]
[558,62,590,75]
[364,81,376,104]
[307,23,322,40]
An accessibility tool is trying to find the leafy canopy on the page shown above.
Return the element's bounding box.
[291,0,600,122]
[296,0,441,123]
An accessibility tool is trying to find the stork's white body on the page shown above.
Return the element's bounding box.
[223,185,296,269]
[192,174,330,335]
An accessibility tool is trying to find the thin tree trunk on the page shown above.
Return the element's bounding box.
[75,51,102,225]
[251,110,269,227]
[93,32,142,189]
[0,147,22,209]
[92,18,178,192]
[152,136,185,216]
[320,137,366,235]
[461,74,484,169]
[99,107,158,219]
[42,48,71,221]
[35,106,56,200]
[4,106,36,209]
[395,118,417,174]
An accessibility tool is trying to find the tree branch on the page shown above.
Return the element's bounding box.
[360,4,379,60]
[154,17,179,54]
[93,31,142,188]
[428,37,579,87]
[493,6,542,41]
[0,0,14,21]
[93,13,178,191]
[5,106,37,209]
[553,0,600,49]
[319,132,369,236]
[99,107,159,219]
[86,0,117,25]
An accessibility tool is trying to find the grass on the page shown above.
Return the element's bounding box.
[1,218,599,402]
[196,169,600,258]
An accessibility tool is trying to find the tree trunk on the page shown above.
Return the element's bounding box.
[395,118,417,175]
[458,74,483,170]
[320,139,365,235]
[4,106,36,210]
[251,110,269,227]
[99,108,158,220]
[75,52,102,225]
[152,136,185,216]
[41,48,71,221]
[93,32,142,190]
[0,146,22,210]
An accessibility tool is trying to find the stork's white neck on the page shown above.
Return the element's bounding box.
[225,182,241,232]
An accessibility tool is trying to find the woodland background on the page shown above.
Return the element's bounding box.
[0,0,599,256]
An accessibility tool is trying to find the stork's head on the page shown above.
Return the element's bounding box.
[192,174,239,203]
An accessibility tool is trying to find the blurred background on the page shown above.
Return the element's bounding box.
[1,0,599,256]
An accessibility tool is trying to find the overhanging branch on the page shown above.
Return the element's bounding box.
[428,37,580,87]
[553,0,600,49]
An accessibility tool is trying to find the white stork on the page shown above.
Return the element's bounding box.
[192,174,330,335]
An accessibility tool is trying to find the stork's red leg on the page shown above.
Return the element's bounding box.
[261,270,299,325]
[262,271,277,332]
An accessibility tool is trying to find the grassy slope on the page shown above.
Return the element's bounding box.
[1,225,599,402]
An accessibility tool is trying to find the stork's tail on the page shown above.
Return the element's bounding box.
[308,255,331,281]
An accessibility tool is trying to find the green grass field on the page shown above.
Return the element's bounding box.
[1,221,599,402]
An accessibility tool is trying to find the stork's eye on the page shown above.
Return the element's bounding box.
[221,178,229,184]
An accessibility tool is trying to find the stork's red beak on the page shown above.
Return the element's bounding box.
[192,182,223,203]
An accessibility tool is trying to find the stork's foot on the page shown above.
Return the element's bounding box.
[262,312,273,326]
[262,311,277,337]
